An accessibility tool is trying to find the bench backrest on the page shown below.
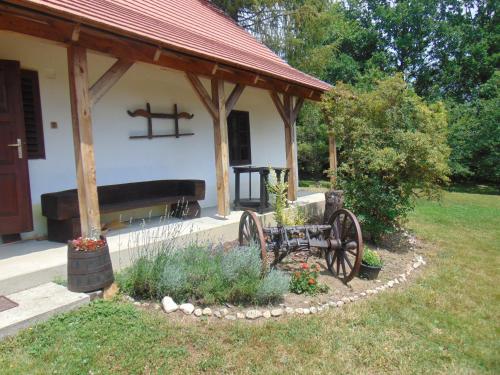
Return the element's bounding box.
[41,179,205,220]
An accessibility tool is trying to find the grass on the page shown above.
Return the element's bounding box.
[1,190,499,374]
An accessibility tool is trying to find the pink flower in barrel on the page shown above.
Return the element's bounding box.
[67,235,114,293]
[71,236,107,251]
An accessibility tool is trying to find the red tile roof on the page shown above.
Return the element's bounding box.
[16,0,331,92]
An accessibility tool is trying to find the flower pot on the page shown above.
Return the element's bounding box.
[67,240,114,293]
[358,262,382,280]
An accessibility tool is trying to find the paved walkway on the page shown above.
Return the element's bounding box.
[0,283,89,340]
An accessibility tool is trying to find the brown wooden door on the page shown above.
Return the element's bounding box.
[0,60,32,235]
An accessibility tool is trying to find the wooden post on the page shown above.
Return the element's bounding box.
[283,95,297,201]
[67,45,101,237]
[211,78,231,216]
[186,74,236,217]
[269,92,303,202]
[328,132,337,187]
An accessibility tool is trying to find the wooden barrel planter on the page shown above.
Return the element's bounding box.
[67,239,114,293]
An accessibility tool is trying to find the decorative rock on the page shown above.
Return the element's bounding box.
[133,301,141,307]
[220,308,229,316]
[271,308,283,317]
[162,297,178,313]
[310,307,317,314]
[303,308,311,315]
[349,296,356,302]
[366,290,374,295]
[376,286,383,291]
[285,307,294,315]
[393,278,400,284]
[214,310,222,318]
[387,280,395,288]
[179,303,195,315]
[236,312,245,319]
[246,309,262,320]
[360,292,367,297]
[202,307,212,316]
[322,304,329,311]
[373,289,379,294]
[329,301,336,307]
[225,315,236,320]
[295,308,304,314]
[413,262,420,269]
[194,308,203,317]
[263,311,271,318]
[336,301,344,307]
[342,297,350,304]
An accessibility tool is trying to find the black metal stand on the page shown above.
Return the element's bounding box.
[233,166,288,213]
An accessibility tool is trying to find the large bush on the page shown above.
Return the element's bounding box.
[321,75,450,238]
[117,244,290,305]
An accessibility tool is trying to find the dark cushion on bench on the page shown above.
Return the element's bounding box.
[41,179,205,220]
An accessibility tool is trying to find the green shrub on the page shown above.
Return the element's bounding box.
[118,244,288,305]
[256,270,290,304]
[321,75,450,239]
[362,248,383,267]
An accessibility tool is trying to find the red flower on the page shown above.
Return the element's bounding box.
[301,263,309,270]
[308,278,316,285]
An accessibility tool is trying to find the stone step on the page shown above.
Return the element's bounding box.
[0,282,89,340]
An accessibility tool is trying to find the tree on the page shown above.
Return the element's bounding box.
[447,71,500,183]
[321,75,450,238]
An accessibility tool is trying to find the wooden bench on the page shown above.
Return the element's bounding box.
[41,179,205,243]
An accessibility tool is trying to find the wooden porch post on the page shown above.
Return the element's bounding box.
[328,132,337,187]
[270,92,303,201]
[187,74,245,217]
[67,45,101,237]
[211,78,231,217]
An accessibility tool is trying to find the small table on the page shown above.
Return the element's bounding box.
[233,166,288,213]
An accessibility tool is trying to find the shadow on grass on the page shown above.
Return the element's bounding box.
[447,183,499,195]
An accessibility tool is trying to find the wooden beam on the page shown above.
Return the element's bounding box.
[186,73,219,120]
[328,133,337,186]
[211,78,231,217]
[283,94,297,201]
[291,97,304,125]
[0,5,325,100]
[71,23,80,42]
[67,44,101,237]
[269,91,289,127]
[225,83,245,114]
[89,59,133,106]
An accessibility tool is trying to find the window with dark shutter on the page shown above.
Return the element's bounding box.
[20,69,45,159]
[228,110,251,166]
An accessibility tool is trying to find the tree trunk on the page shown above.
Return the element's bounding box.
[323,190,344,224]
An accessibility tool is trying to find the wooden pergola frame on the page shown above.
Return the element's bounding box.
[0,2,326,235]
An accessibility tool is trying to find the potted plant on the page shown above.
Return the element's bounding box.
[67,236,114,293]
[358,248,383,280]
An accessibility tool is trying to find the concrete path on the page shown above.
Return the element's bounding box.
[0,282,89,340]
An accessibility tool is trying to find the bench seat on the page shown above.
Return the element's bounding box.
[41,179,205,243]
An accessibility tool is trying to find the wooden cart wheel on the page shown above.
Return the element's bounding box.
[238,210,268,267]
[325,209,364,283]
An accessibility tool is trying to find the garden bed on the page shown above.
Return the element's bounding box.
[120,229,425,322]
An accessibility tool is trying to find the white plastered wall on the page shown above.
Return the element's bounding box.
[0,32,290,239]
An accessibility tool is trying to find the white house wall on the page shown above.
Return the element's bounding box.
[0,32,289,239]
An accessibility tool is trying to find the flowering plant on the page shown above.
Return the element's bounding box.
[290,263,329,295]
[71,237,106,252]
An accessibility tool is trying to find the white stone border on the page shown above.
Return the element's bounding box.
[127,255,426,321]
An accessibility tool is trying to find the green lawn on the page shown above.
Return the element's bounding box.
[1,191,499,374]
